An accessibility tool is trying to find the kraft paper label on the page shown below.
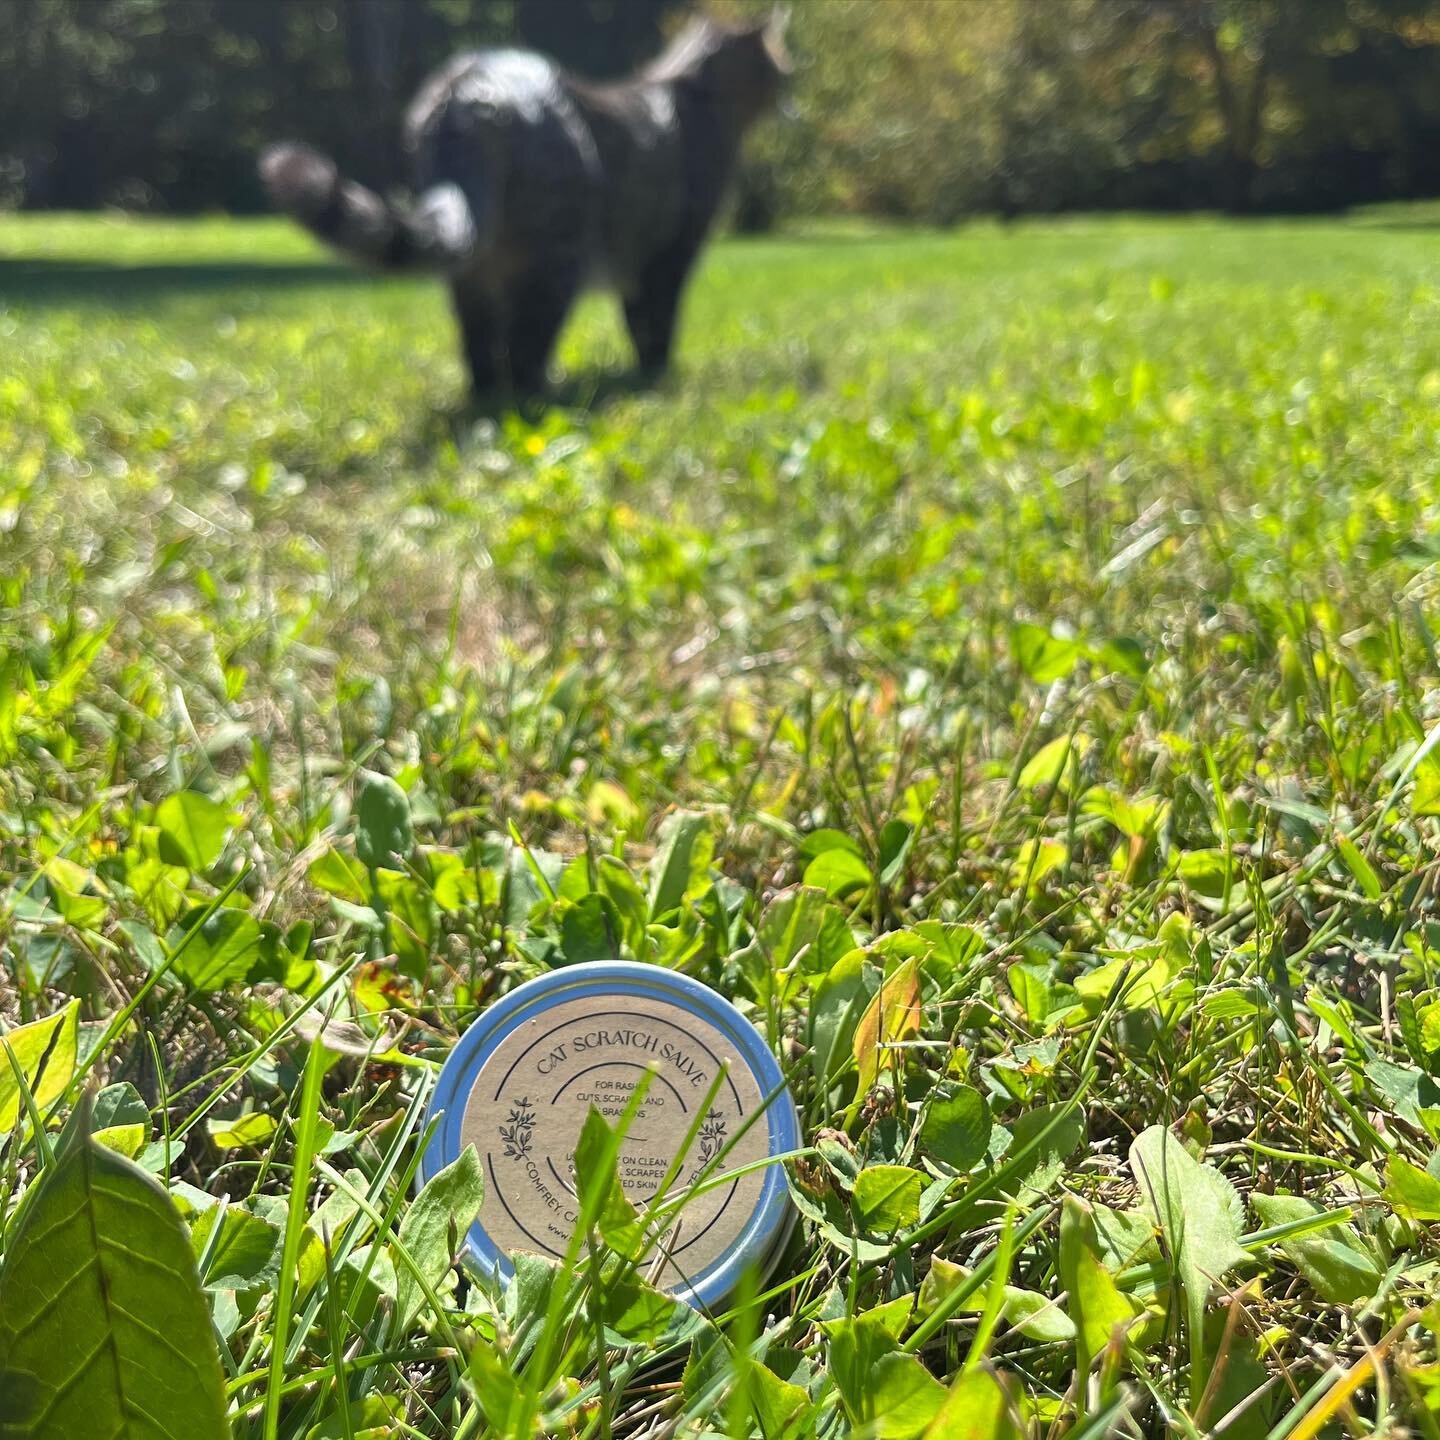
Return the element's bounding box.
[460,993,769,1288]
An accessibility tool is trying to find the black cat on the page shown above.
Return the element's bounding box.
[260,11,790,394]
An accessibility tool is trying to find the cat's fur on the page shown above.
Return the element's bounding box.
[260,11,790,393]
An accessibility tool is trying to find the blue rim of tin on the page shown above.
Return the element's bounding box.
[420,960,800,1310]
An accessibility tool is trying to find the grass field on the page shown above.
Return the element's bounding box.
[4,210,1440,1438]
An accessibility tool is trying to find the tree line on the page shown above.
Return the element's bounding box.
[3,0,1439,221]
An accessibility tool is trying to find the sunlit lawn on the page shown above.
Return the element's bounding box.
[3,208,1440,1437]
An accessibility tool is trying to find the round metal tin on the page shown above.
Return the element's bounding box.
[422,961,799,1309]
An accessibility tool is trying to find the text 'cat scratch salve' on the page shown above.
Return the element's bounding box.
[421,961,799,1309]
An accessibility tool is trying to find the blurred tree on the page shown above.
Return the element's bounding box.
[1,0,1438,217]
[515,0,674,77]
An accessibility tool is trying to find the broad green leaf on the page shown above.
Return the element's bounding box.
[789,1165,892,1261]
[741,886,855,983]
[1250,1193,1380,1304]
[92,1081,148,1134]
[598,1272,700,1345]
[1412,761,1440,818]
[1177,847,1231,898]
[192,1205,283,1293]
[594,855,650,953]
[1366,1059,1440,1135]
[393,1145,484,1328]
[1010,836,1067,893]
[647,809,713,918]
[1383,1155,1440,1222]
[559,891,622,964]
[373,866,437,977]
[1004,1101,1085,1206]
[865,1353,948,1440]
[921,1085,991,1172]
[430,851,480,912]
[1059,1195,1142,1380]
[1129,1125,1248,1397]
[0,1099,228,1440]
[1074,948,1175,1012]
[171,907,262,991]
[810,948,872,1091]
[307,847,370,904]
[92,1123,146,1159]
[40,861,107,931]
[1018,733,1090,791]
[572,1107,645,1257]
[469,1336,526,1434]
[119,920,168,974]
[154,790,233,871]
[799,828,865,860]
[828,1315,946,1439]
[853,955,921,1101]
[503,1252,563,1333]
[1076,912,1195,1013]
[750,1359,812,1439]
[1007,961,1080,1030]
[0,1001,78,1134]
[907,921,986,982]
[877,819,914,885]
[924,1368,1024,1439]
[355,770,414,870]
[1012,622,1081,683]
[804,848,873,898]
[853,1164,923,1232]
[306,1396,404,1440]
[1083,787,1166,839]
[816,1133,862,1188]
[1091,1202,1161,1271]
[919,1256,1074,1343]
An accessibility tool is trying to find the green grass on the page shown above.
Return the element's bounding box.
[4,209,1440,1437]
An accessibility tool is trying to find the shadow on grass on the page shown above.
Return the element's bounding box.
[432,367,662,426]
[324,367,663,477]
[0,256,370,306]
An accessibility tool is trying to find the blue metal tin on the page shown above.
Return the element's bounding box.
[422,961,799,1310]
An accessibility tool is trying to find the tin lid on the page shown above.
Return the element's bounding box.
[422,961,799,1310]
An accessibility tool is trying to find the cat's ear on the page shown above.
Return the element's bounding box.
[762,4,793,73]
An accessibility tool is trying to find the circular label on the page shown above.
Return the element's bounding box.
[459,992,770,1290]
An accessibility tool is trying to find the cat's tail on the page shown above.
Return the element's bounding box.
[258,142,476,271]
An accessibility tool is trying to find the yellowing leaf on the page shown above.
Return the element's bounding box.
[206,1112,279,1150]
[853,956,921,1101]
[586,779,639,828]
[93,1124,147,1159]
[0,1001,79,1133]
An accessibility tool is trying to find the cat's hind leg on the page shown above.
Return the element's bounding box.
[624,234,702,378]
[450,280,504,397]
[503,263,582,394]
